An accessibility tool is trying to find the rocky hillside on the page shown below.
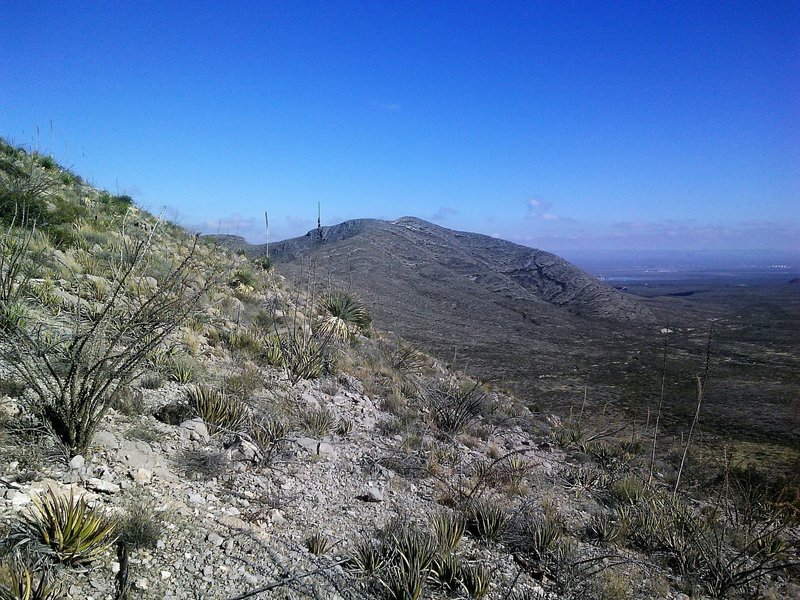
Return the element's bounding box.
[212,218,663,409]
[222,217,652,322]
[1,139,798,599]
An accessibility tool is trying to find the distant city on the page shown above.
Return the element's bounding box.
[561,249,800,282]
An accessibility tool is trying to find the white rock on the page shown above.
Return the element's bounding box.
[86,478,120,494]
[133,468,152,484]
[179,418,210,443]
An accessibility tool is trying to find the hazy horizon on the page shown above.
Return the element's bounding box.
[2,2,797,254]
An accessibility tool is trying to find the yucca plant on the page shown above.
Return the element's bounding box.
[306,532,335,556]
[168,355,200,384]
[382,527,437,600]
[585,511,625,546]
[187,384,250,435]
[464,499,509,543]
[0,562,60,600]
[459,562,491,599]
[348,537,385,577]
[430,510,465,552]
[280,329,328,383]
[299,406,337,437]
[430,550,461,591]
[24,490,117,566]
[317,290,369,341]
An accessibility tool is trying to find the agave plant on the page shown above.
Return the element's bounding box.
[316,290,369,341]
[24,490,117,566]
[0,562,60,600]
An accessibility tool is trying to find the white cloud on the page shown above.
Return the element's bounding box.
[526,198,573,223]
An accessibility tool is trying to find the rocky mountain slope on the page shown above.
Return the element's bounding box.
[2,140,797,599]
[213,218,661,410]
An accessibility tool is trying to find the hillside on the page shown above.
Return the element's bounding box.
[1,140,798,599]
[212,219,669,412]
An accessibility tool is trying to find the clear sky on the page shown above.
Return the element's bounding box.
[1,1,798,255]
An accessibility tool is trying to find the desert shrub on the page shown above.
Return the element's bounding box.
[0,158,53,226]
[422,379,487,434]
[0,378,25,399]
[230,268,256,288]
[248,416,290,465]
[110,385,145,416]
[316,290,369,341]
[21,490,117,566]
[187,385,250,435]
[253,256,272,271]
[0,220,214,455]
[176,448,229,480]
[138,373,163,389]
[223,367,263,400]
[620,492,797,598]
[115,493,164,550]
[97,192,133,215]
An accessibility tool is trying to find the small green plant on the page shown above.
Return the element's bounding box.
[423,379,487,435]
[459,562,491,599]
[23,490,117,566]
[0,561,60,600]
[116,493,164,549]
[306,532,335,555]
[464,498,509,542]
[348,536,385,576]
[430,510,464,552]
[299,406,337,437]
[431,550,461,591]
[585,511,625,546]
[608,476,646,506]
[336,416,354,437]
[223,367,262,400]
[187,385,250,435]
[168,355,201,384]
[280,330,329,383]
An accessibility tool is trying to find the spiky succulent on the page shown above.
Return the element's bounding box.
[24,490,117,566]
[317,291,369,341]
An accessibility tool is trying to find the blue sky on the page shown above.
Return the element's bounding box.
[1,1,797,254]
